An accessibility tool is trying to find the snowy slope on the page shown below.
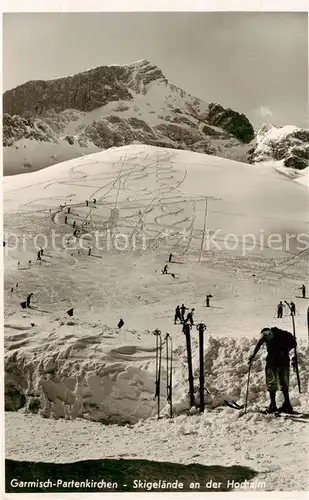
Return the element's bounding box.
[4,145,309,491]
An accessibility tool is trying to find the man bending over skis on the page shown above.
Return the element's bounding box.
[248,327,296,414]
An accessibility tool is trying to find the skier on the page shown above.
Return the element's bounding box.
[65,216,68,224]
[68,207,71,214]
[73,221,76,229]
[168,253,173,263]
[174,305,182,324]
[277,301,284,319]
[180,304,188,323]
[88,247,92,256]
[300,284,306,299]
[206,295,211,307]
[186,308,195,326]
[162,264,168,274]
[26,293,34,308]
[40,247,44,256]
[93,198,97,204]
[290,301,296,316]
[37,251,41,261]
[86,200,89,207]
[118,318,124,329]
[248,327,297,413]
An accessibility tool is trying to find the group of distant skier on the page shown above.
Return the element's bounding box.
[276,284,306,318]
[174,304,195,325]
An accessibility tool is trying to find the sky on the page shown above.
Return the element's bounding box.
[2,12,308,129]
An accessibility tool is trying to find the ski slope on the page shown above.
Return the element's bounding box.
[4,145,309,491]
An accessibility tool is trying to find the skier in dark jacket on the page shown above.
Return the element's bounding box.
[169,253,173,263]
[290,301,296,316]
[174,305,182,324]
[249,327,296,413]
[162,264,168,274]
[206,295,212,307]
[26,293,34,307]
[186,308,195,326]
[300,284,306,298]
[180,304,188,323]
[277,301,284,318]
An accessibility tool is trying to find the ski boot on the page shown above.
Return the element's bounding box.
[266,402,278,414]
[277,401,294,414]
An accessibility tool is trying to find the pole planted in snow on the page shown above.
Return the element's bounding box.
[153,329,162,419]
[284,301,301,393]
[196,323,207,413]
[165,333,173,418]
[183,323,194,408]
[307,306,309,346]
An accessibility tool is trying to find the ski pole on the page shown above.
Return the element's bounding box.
[244,362,251,414]
[183,323,194,408]
[306,304,309,342]
[169,335,173,418]
[166,333,170,402]
[284,301,301,393]
[196,323,207,413]
[165,333,173,418]
[153,329,162,419]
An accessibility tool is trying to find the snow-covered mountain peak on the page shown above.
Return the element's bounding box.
[251,123,309,169]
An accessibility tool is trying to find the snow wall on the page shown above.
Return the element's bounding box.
[5,322,309,424]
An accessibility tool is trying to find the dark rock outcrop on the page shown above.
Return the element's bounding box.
[206,103,255,143]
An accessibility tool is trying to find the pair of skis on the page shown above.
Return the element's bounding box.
[182,322,207,412]
[153,330,173,420]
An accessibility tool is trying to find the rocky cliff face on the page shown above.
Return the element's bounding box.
[3,59,256,174]
[249,124,309,170]
[3,60,167,116]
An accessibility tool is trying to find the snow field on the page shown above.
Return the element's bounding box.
[4,145,309,491]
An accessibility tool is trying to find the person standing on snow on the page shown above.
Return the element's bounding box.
[299,284,306,299]
[162,264,168,274]
[186,308,195,326]
[248,327,296,414]
[206,295,212,307]
[277,301,284,318]
[180,304,188,323]
[26,293,34,308]
[290,301,296,316]
[174,305,182,324]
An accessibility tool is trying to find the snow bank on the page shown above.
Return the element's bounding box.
[5,317,309,424]
[5,320,165,424]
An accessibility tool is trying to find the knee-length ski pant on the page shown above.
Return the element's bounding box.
[265,362,289,392]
